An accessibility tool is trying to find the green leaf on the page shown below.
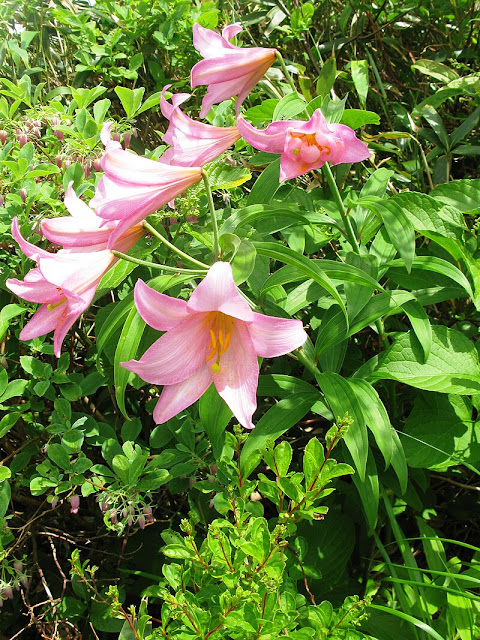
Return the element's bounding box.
[254,242,348,322]
[348,290,415,336]
[0,466,11,482]
[247,159,280,205]
[207,163,251,190]
[385,257,474,300]
[199,385,232,458]
[349,448,378,532]
[361,197,416,272]
[402,298,432,362]
[371,326,480,394]
[220,204,312,236]
[316,372,367,481]
[47,443,71,471]
[0,411,21,438]
[0,303,27,340]
[303,437,325,489]
[114,306,146,419]
[316,57,337,99]
[402,393,479,471]
[412,59,459,83]
[274,441,293,476]
[314,304,348,358]
[430,178,480,213]
[368,605,445,640]
[272,93,306,121]
[114,86,145,119]
[422,106,450,149]
[350,60,369,106]
[341,109,380,129]
[241,393,320,478]
[349,379,393,468]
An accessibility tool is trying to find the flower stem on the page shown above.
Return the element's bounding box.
[322,163,360,254]
[275,51,298,95]
[143,221,210,269]
[112,251,207,275]
[202,171,220,261]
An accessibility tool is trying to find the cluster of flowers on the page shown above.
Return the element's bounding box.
[7,23,369,431]
[0,560,28,606]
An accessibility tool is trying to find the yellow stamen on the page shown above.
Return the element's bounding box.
[221,332,231,354]
[209,329,216,351]
[47,299,66,311]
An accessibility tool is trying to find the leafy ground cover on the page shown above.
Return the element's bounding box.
[0,1,480,638]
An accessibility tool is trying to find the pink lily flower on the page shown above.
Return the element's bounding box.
[6,218,138,356]
[90,122,203,249]
[191,23,277,118]
[236,109,370,181]
[159,85,240,166]
[41,181,144,251]
[122,262,307,429]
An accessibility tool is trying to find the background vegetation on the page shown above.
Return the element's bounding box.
[0,0,480,638]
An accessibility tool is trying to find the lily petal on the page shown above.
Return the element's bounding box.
[134,279,189,331]
[153,365,212,424]
[11,218,51,262]
[122,314,210,385]
[212,320,258,429]
[248,313,307,358]
[187,261,253,322]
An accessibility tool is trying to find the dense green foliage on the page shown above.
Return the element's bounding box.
[0,1,480,638]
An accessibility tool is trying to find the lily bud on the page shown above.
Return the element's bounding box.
[69,495,80,514]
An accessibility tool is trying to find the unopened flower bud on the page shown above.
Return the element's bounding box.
[100,500,108,514]
[64,159,71,170]
[0,598,3,607]
[69,495,80,514]
[123,132,131,149]
[51,495,59,509]
[138,515,146,530]
[112,131,121,142]
[169,216,178,226]
[33,119,41,128]
[17,132,27,148]
[0,195,4,208]
[132,128,138,138]
[127,515,133,527]
[56,155,63,168]
[2,586,13,600]
[51,117,60,127]
[0,130,7,144]
[54,129,64,141]
[186,215,198,223]
[21,576,28,588]
[93,158,102,172]
[19,188,27,202]
[143,506,154,523]
[109,509,117,524]
[13,561,23,573]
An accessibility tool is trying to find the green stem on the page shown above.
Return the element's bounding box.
[202,171,220,261]
[292,347,320,376]
[143,221,209,269]
[275,51,298,95]
[112,251,207,275]
[322,163,360,254]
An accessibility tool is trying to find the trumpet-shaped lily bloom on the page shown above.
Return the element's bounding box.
[122,262,307,429]
[236,109,370,182]
[90,123,203,249]
[41,181,144,251]
[6,218,137,356]
[159,85,240,166]
[191,23,277,118]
